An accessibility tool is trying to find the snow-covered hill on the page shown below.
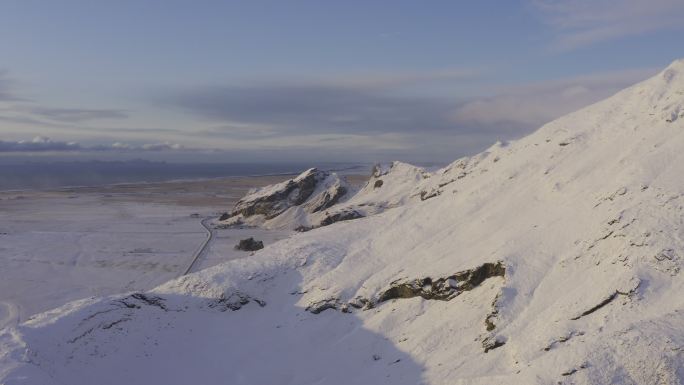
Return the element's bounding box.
[2,59,684,385]
[219,162,429,231]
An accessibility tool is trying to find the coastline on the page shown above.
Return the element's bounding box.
[0,161,372,193]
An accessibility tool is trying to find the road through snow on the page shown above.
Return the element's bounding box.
[182,217,214,276]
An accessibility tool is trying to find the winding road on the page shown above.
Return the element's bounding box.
[182,217,215,276]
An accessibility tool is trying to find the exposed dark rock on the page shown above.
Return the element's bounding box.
[483,336,506,353]
[420,190,440,201]
[208,291,265,312]
[229,168,352,225]
[231,168,320,219]
[310,185,348,213]
[305,262,506,314]
[561,363,587,376]
[254,299,267,307]
[484,315,497,332]
[101,318,131,330]
[453,262,506,290]
[235,237,264,251]
[130,293,168,311]
[69,293,170,344]
[348,296,373,310]
[218,212,230,221]
[570,286,637,320]
[114,293,167,311]
[377,262,505,304]
[306,298,345,314]
[67,327,97,344]
[377,276,453,302]
[485,296,499,332]
[319,210,364,227]
[114,299,141,309]
[543,331,585,351]
[374,180,384,189]
[484,292,502,332]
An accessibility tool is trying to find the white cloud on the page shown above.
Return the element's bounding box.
[0,136,81,152]
[449,67,657,131]
[531,0,684,50]
[0,137,186,153]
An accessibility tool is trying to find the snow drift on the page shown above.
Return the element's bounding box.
[2,60,684,384]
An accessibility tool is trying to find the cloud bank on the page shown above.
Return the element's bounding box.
[449,68,657,131]
[166,84,457,136]
[531,0,684,50]
[0,64,661,162]
[163,67,654,148]
[0,70,128,130]
[0,137,185,153]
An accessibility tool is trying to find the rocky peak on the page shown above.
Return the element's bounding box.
[226,168,351,224]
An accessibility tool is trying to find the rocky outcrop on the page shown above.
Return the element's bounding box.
[235,237,264,251]
[306,298,348,314]
[307,181,348,213]
[376,262,505,303]
[482,335,506,353]
[318,209,364,227]
[220,161,432,231]
[208,291,266,311]
[305,262,506,314]
[230,168,323,219]
[220,168,354,230]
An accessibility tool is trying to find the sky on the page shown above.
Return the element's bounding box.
[0,0,683,164]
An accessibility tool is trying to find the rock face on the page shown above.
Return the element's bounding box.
[304,262,506,314]
[235,237,264,251]
[231,168,325,219]
[220,161,429,231]
[318,209,364,227]
[220,168,353,230]
[377,262,505,303]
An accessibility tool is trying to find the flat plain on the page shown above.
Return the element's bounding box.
[0,174,359,328]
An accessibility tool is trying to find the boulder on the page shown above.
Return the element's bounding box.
[235,237,264,251]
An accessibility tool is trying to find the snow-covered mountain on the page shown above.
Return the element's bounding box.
[2,59,684,385]
[219,162,429,230]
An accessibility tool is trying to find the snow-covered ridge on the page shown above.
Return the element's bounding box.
[2,59,684,384]
[220,161,429,230]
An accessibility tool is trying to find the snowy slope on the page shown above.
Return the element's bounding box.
[220,162,429,230]
[220,168,353,230]
[2,60,684,385]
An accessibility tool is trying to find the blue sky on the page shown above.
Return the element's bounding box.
[0,0,682,163]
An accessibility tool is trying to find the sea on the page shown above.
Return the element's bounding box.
[0,159,373,191]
